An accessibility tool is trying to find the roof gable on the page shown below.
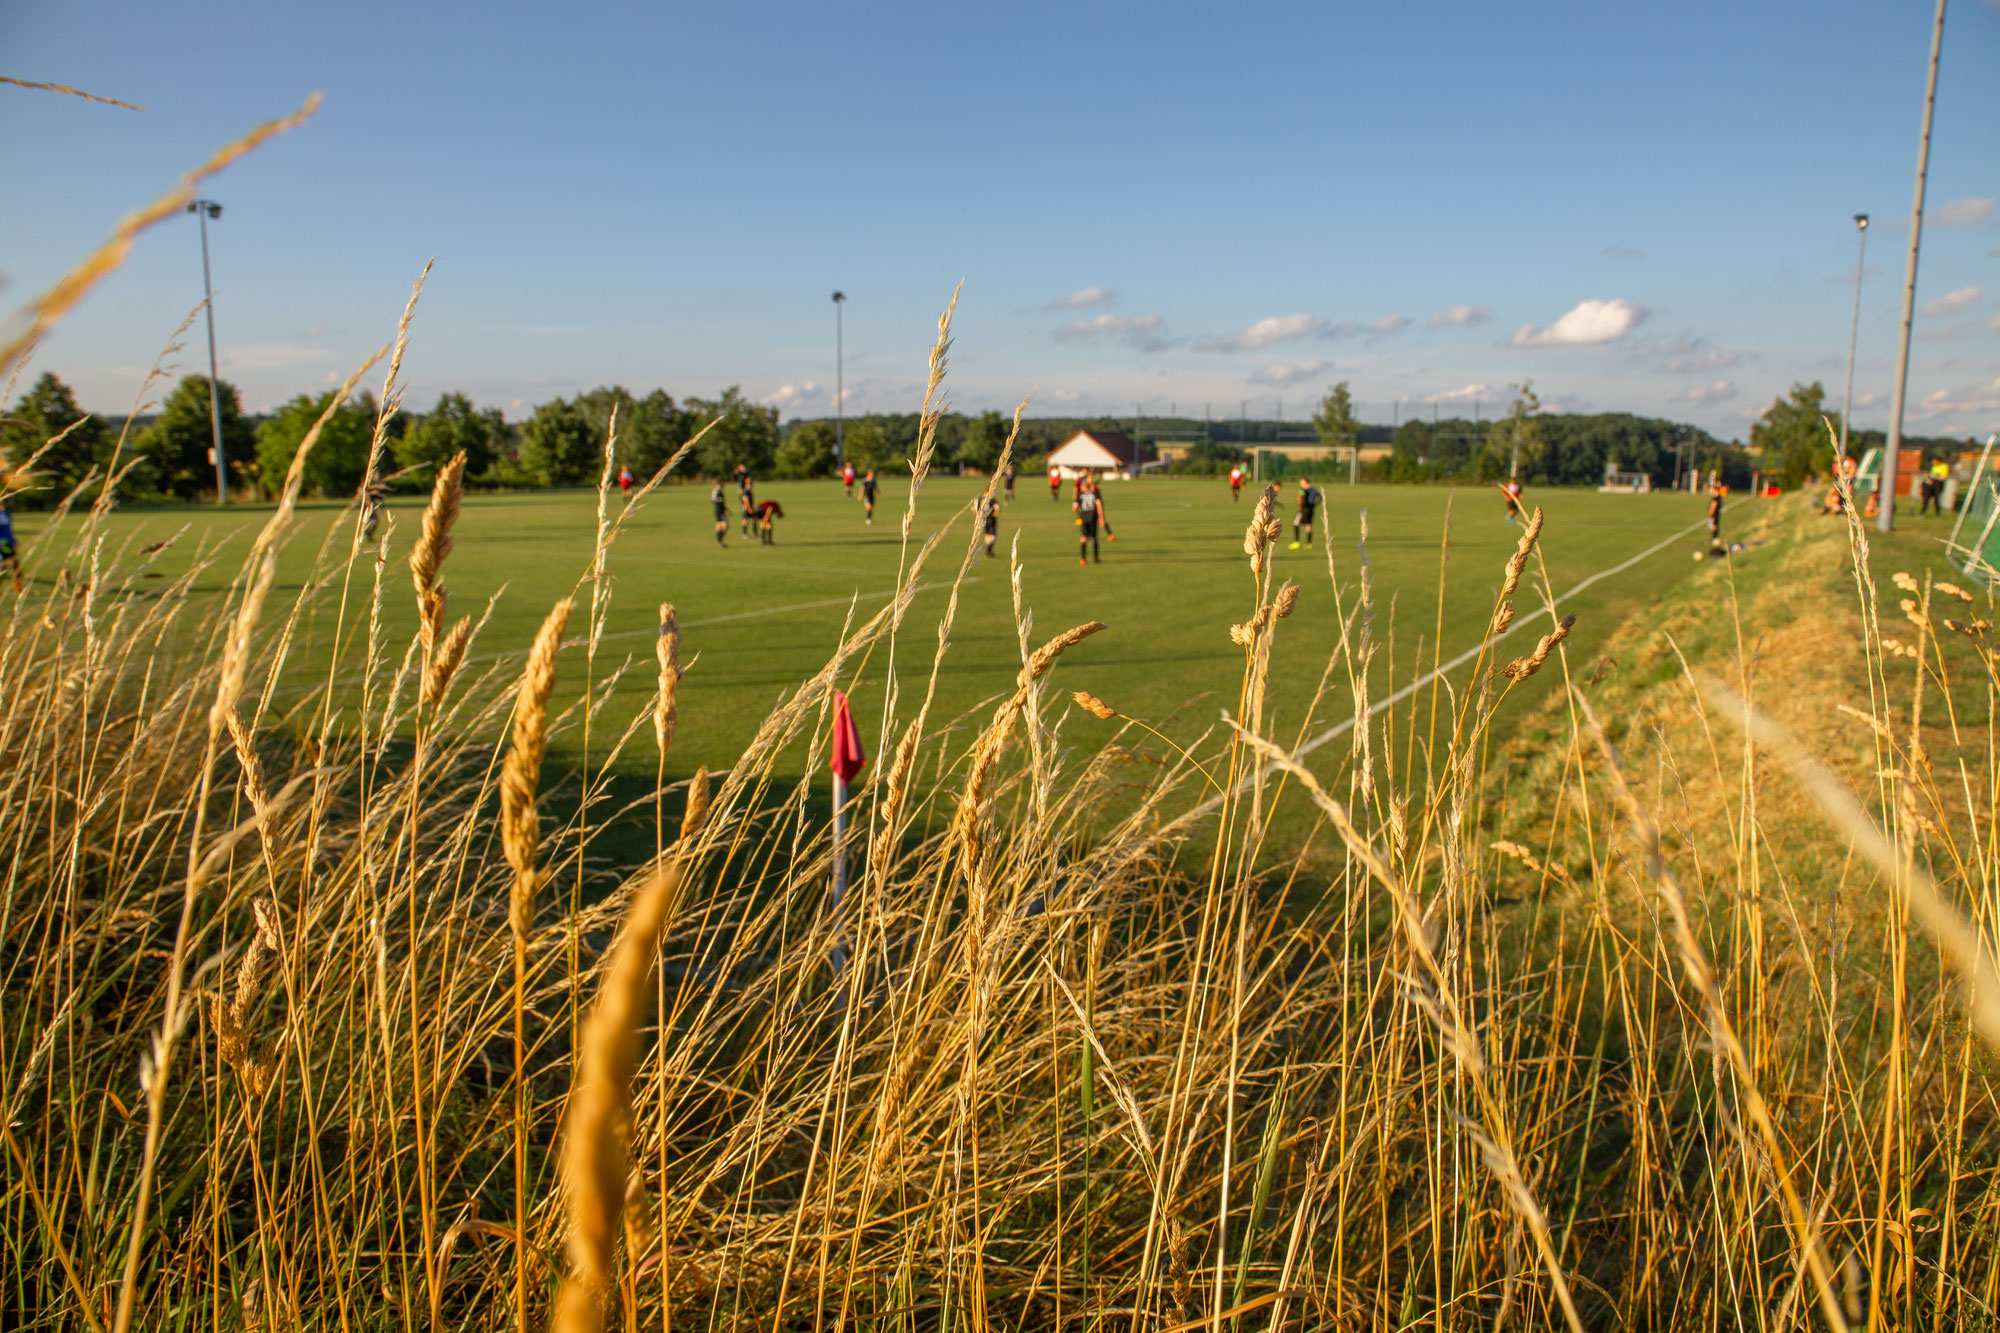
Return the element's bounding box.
[1051,429,1138,465]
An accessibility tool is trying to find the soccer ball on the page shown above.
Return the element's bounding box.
[1693,550,1705,562]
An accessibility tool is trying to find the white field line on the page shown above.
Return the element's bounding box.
[1183,506,1734,819]
[461,578,977,667]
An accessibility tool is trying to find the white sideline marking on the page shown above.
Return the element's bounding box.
[1185,505,1737,816]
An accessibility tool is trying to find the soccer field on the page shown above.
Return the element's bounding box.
[21,476,1725,792]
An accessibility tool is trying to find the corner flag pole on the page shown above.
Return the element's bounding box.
[829,691,867,974]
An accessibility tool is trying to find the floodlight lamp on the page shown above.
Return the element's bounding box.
[1854,213,1868,230]
[832,290,845,303]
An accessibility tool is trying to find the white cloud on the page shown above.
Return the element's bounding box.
[1048,286,1114,310]
[219,343,335,372]
[1425,383,1490,404]
[1508,298,1650,348]
[1915,377,2000,418]
[1426,304,1491,330]
[1321,314,1411,341]
[760,381,846,414]
[1053,312,1178,353]
[1677,380,1738,405]
[1247,360,1333,387]
[1196,313,1328,353]
[1921,286,1981,316]
[1935,197,1997,228]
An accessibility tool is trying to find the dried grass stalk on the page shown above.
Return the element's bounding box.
[1499,505,1545,600]
[1498,613,1575,682]
[505,599,573,936]
[410,451,466,669]
[552,866,688,1333]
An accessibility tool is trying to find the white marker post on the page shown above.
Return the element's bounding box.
[828,690,867,975]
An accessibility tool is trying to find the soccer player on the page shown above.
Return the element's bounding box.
[1002,463,1016,504]
[618,465,634,499]
[978,491,999,558]
[1090,479,1115,542]
[1048,465,1062,501]
[861,468,878,525]
[842,461,856,497]
[1290,477,1319,548]
[0,498,20,592]
[1921,459,1948,516]
[756,498,786,545]
[1707,481,1724,540]
[1076,484,1103,564]
[739,473,757,537]
[1501,476,1524,526]
[710,478,730,547]
[1229,464,1244,501]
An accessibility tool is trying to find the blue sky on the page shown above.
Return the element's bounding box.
[4,0,1997,440]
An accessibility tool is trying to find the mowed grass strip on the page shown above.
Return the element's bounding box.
[24,477,1724,783]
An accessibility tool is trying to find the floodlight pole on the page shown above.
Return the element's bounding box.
[1880,0,1948,534]
[832,291,846,462]
[189,199,227,503]
[1840,215,1870,462]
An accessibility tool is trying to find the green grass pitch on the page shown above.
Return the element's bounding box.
[20,477,1728,794]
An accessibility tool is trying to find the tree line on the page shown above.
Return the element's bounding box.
[0,374,787,503]
[1,371,1981,507]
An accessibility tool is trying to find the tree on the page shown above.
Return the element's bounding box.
[684,386,779,478]
[1489,380,1545,480]
[627,390,690,478]
[774,420,836,478]
[1311,382,1358,453]
[958,410,1007,473]
[518,397,599,487]
[254,391,378,498]
[1,372,111,499]
[138,374,257,500]
[840,416,889,474]
[398,392,500,480]
[1752,381,1839,486]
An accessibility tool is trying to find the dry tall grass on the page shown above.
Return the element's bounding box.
[3,286,1999,1333]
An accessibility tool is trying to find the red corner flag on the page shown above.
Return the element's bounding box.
[831,690,867,786]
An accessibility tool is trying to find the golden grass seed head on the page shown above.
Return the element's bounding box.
[1273,580,1300,618]
[680,765,711,841]
[504,598,572,936]
[1499,505,1545,599]
[1893,571,1919,593]
[1072,690,1117,720]
[422,615,471,706]
[1935,580,1973,603]
[1490,601,1515,636]
[1167,1217,1193,1316]
[409,451,467,652]
[655,602,680,757]
[1020,620,1107,688]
